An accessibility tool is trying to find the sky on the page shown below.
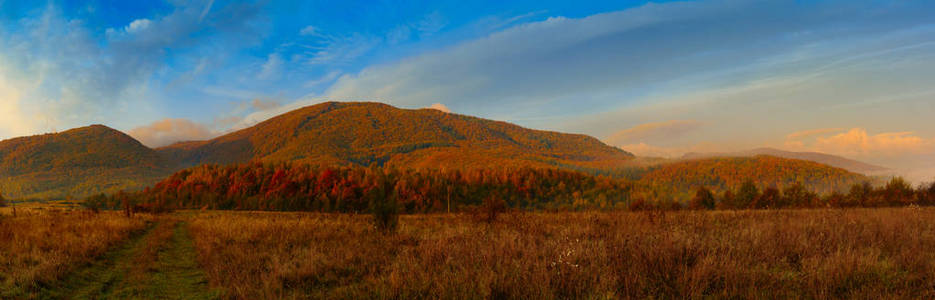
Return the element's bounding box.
[1,0,934,181]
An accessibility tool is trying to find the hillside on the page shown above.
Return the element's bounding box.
[681,147,888,174]
[158,102,635,170]
[640,155,868,195]
[0,125,172,199]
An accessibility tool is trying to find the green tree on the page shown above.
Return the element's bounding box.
[689,186,716,210]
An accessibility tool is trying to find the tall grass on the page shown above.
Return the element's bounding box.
[0,211,149,296]
[188,208,935,299]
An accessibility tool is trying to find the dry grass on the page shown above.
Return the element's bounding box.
[188,208,935,299]
[0,211,150,295]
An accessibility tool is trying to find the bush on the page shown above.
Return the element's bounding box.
[689,186,716,210]
[480,195,507,223]
[735,180,760,209]
[628,198,655,211]
[369,176,399,233]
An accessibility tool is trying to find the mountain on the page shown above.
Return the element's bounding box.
[0,125,172,200]
[640,155,868,195]
[158,102,635,170]
[681,147,888,174]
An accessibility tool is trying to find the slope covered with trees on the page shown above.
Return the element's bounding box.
[157,102,634,170]
[638,155,868,200]
[0,125,172,200]
[681,147,889,174]
[88,163,634,212]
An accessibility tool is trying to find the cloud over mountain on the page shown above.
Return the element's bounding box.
[128,119,217,148]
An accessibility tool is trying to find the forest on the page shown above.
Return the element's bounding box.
[82,161,935,213]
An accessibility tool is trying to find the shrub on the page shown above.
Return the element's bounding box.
[689,186,716,210]
[480,195,507,223]
[628,198,655,211]
[735,180,760,209]
[369,176,399,233]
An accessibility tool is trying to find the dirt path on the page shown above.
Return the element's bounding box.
[40,218,217,299]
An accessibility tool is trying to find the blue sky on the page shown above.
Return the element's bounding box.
[1,0,934,180]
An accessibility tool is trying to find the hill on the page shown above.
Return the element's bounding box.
[157,102,634,170]
[0,125,172,199]
[681,147,888,174]
[639,155,868,196]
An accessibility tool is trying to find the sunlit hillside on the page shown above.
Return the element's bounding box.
[158,102,635,170]
[0,125,172,199]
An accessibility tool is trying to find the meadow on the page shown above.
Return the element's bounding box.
[4,207,935,299]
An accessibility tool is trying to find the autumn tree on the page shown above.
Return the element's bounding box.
[0,190,6,207]
[847,182,875,207]
[735,180,760,209]
[368,173,399,233]
[782,183,815,208]
[689,186,716,210]
[882,177,914,206]
[754,187,781,209]
[481,194,507,223]
[717,190,735,210]
[919,181,935,206]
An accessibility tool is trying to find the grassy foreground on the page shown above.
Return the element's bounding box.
[5,208,935,299]
[190,208,935,299]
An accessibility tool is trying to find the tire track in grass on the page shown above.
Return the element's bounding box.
[40,218,217,299]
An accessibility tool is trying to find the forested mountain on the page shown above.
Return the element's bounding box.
[0,103,875,203]
[681,147,889,174]
[0,102,635,200]
[157,102,635,170]
[0,125,172,199]
[639,155,868,197]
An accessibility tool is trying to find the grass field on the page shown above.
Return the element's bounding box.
[4,208,935,299]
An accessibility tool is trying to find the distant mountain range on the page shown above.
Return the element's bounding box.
[0,102,877,200]
[681,147,889,175]
[0,102,634,199]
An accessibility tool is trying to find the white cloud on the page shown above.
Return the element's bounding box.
[128,118,217,148]
[303,70,342,88]
[0,2,262,139]
[299,25,319,36]
[427,103,451,113]
[258,53,283,80]
[605,120,704,146]
[198,0,214,22]
[125,18,152,33]
[303,33,381,65]
[786,128,935,158]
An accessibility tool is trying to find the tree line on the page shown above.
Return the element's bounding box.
[82,162,935,213]
[84,162,634,213]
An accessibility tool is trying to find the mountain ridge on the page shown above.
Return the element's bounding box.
[0,102,635,199]
[681,147,888,174]
[0,125,172,199]
[157,101,635,170]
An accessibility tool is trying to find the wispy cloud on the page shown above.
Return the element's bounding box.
[128,118,217,148]
[0,1,262,139]
[605,120,704,146]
